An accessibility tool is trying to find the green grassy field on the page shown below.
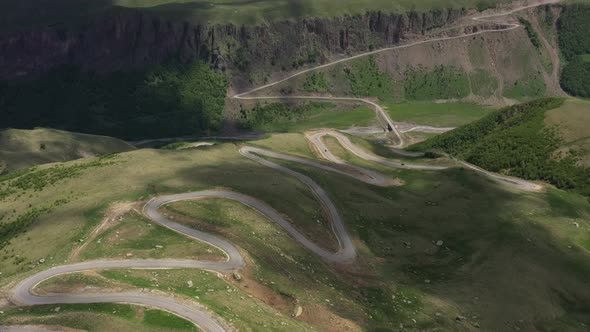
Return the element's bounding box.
[2,130,590,330]
[79,210,225,261]
[116,0,510,25]
[118,138,590,330]
[0,143,335,282]
[0,128,135,173]
[250,134,317,159]
[545,98,590,166]
[385,102,493,127]
[262,42,546,107]
[0,303,196,331]
[35,268,316,331]
[270,142,590,331]
[0,0,511,32]
[239,102,376,132]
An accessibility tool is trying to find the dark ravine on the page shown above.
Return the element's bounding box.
[0,8,466,82]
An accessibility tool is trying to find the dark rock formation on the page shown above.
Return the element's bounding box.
[0,8,465,82]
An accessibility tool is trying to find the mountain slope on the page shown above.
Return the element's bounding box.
[0,128,135,173]
[411,98,590,195]
[249,18,560,106]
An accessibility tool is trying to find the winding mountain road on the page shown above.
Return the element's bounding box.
[306,130,447,171]
[9,144,369,331]
[6,2,553,331]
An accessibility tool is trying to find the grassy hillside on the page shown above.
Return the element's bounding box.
[0,0,510,31]
[545,98,590,166]
[1,134,589,330]
[0,128,135,173]
[384,102,492,126]
[0,60,226,140]
[411,98,590,196]
[260,27,554,104]
[0,303,197,331]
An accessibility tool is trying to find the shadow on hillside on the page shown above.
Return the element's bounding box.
[166,154,590,330]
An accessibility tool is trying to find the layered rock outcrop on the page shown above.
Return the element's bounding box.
[0,8,465,82]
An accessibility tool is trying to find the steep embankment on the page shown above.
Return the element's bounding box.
[0,5,476,140]
[0,6,467,83]
[0,128,135,173]
[411,98,590,195]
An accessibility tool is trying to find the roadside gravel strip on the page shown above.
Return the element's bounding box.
[6,2,553,331]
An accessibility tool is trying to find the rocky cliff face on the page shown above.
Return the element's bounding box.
[0,8,466,83]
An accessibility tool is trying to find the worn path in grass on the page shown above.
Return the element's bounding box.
[8,2,555,331]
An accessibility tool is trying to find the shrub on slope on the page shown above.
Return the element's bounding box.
[411,98,590,196]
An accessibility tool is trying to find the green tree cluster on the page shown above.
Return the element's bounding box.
[238,102,334,129]
[344,56,394,101]
[561,58,590,97]
[404,65,470,100]
[412,98,590,196]
[303,72,329,92]
[0,60,227,140]
[558,4,590,98]
[503,72,546,100]
[518,17,541,49]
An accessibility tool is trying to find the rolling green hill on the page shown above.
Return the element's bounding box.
[0,128,135,173]
[1,133,589,331]
[411,98,590,196]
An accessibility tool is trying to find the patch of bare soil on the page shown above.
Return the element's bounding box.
[302,303,363,332]
[69,201,138,262]
[135,306,145,321]
[76,149,96,158]
[162,208,362,331]
[231,261,295,313]
[229,259,363,332]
